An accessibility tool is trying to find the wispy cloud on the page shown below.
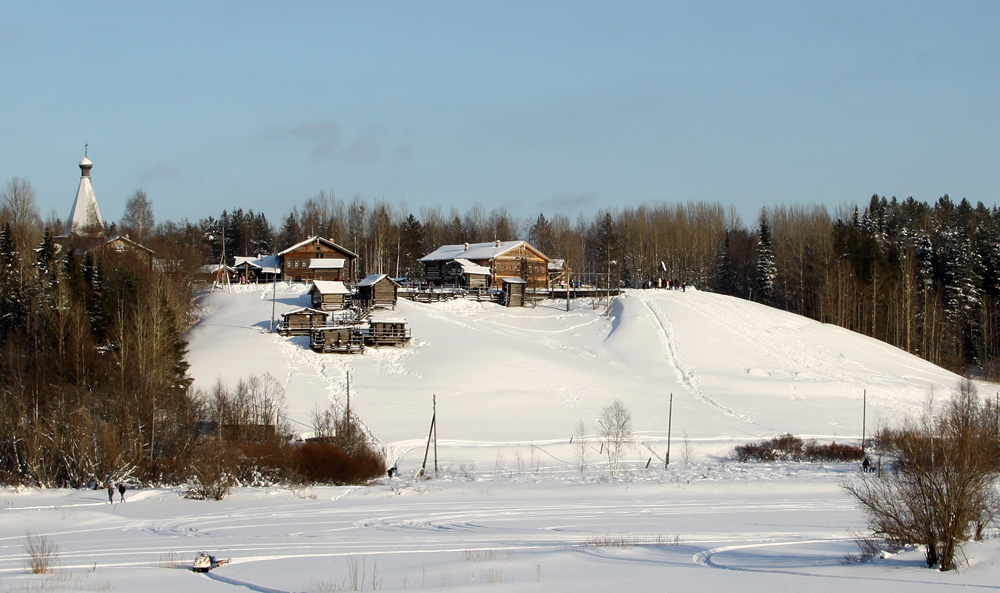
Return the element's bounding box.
[139,165,181,183]
[290,120,341,159]
[540,191,598,210]
[268,119,411,163]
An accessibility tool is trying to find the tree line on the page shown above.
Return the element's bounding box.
[2,173,998,484]
[202,190,998,379]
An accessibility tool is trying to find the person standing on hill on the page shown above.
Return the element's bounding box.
[107,484,114,503]
[118,483,126,502]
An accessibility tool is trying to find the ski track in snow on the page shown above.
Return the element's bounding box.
[633,293,772,431]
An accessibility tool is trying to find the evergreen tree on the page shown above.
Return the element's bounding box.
[754,214,776,304]
[714,231,736,296]
[398,213,426,279]
[529,213,555,256]
[278,210,302,251]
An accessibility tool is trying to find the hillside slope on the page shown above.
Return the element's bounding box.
[187,284,973,467]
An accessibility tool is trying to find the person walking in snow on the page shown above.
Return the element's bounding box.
[107,484,114,503]
[118,483,126,502]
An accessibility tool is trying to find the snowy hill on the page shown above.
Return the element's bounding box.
[4,283,1000,593]
[187,284,969,468]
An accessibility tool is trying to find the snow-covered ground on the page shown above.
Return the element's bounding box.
[4,284,999,592]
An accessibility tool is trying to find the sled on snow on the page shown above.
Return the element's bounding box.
[193,551,230,572]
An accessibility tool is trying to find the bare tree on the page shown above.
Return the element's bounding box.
[121,189,155,243]
[0,177,42,267]
[842,379,1000,571]
[598,399,633,477]
[574,420,589,472]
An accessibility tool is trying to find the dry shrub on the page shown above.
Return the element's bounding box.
[843,379,1000,571]
[22,532,59,574]
[292,442,385,485]
[732,434,862,462]
[185,441,236,500]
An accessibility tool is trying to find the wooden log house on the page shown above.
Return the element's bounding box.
[278,236,358,283]
[418,240,550,290]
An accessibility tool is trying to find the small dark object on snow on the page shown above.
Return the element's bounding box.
[387,465,397,478]
[194,551,230,572]
[118,483,126,502]
[107,485,114,503]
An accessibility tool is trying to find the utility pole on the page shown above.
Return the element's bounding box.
[433,393,438,477]
[665,393,673,468]
[420,393,437,478]
[861,389,867,451]
[269,273,277,331]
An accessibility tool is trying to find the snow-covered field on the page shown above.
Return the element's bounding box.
[4,284,1000,592]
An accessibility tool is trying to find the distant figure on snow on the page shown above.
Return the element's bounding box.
[107,484,114,503]
[862,457,870,473]
[118,483,126,502]
[387,465,398,478]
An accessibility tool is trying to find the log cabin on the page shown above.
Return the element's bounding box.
[277,307,328,336]
[419,240,549,289]
[309,280,352,311]
[278,236,358,283]
[356,274,400,309]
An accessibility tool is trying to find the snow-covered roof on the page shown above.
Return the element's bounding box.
[234,254,281,274]
[277,236,359,259]
[309,280,351,295]
[105,235,153,255]
[309,258,345,270]
[419,241,528,263]
[357,274,390,287]
[64,156,103,235]
[281,307,328,316]
[451,258,492,276]
[501,276,527,284]
[199,263,234,274]
[548,259,566,271]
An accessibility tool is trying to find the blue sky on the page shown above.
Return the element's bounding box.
[3,1,999,230]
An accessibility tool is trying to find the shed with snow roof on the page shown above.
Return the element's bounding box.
[500,277,527,307]
[234,254,281,283]
[309,280,352,311]
[356,274,399,309]
[277,307,328,336]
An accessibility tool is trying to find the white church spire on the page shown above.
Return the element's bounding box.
[64,146,104,235]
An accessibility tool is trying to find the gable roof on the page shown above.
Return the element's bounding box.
[357,273,400,288]
[234,254,281,274]
[277,236,359,259]
[419,240,549,263]
[309,280,351,295]
[281,307,328,316]
[451,258,492,276]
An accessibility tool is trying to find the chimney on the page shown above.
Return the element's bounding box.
[464,243,469,250]
[495,239,501,247]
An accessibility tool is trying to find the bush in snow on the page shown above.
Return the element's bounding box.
[842,379,1000,571]
[731,434,862,463]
